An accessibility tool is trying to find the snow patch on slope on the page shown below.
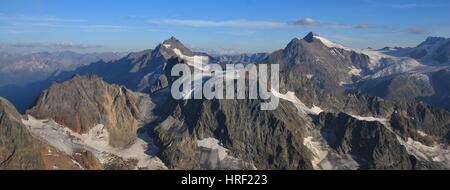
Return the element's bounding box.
[369,58,423,79]
[303,135,360,170]
[349,115,390,127]
[312,36,424,78]
[197,137,257,170]
[22,115,167,170]
[313,36,352,51]
[349,66,362,76]
[271,89,323,115]
[417,131,428,137]
[163,44,209,71]
[358,49,387,69]
[400,138,450,167]
[197,138,230,161]
[349,114,450,167]
[357,48,425,77]
[303,136,329,169]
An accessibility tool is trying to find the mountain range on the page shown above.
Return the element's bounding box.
[0,51,126,86]
[1,32,449,170]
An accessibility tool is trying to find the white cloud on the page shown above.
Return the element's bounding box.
[406,27,430,35]
[215,30,257,36]
[290,17,318,26]
[289,17,372,30]
[390,3,440,9]
[361,0,442,9]
[147,19,285,28]
[77,25,124,32]
[148,17,374,31]
[146,28,171,33]
[0,15,86,23]
[354,24,370,29]
[78,25,122,29]
[0,14,122,32]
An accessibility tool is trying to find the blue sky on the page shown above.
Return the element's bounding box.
[1,0,450,53]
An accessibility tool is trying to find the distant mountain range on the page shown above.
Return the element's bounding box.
[1,33,449,170]
[0,51,126,86]
[215,53,269,64]
[382,36,450,65]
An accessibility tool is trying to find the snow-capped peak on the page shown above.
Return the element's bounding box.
[303,32,353,51]
[160,38,209,71]
[163,36,179,44]
[314,35,352,51]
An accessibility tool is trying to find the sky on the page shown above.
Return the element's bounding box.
[1,0,450,54]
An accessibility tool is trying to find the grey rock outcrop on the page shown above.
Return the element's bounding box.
[263,32,370,94]
[0,97,45,169]
[27,75,145,148]
[316,112,414,169]
[0,97,83,170]
[152,98,314,170]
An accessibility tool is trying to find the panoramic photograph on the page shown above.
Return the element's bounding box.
[1,0,450,185]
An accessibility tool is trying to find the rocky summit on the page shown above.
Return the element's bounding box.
[27,74,147,148]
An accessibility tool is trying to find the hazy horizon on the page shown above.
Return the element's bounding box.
[1,0,450,54]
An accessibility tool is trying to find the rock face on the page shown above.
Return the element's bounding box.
[150,85,450,169]
[391,101,450,144]
[152,98,314,170]
[146,58,314,169]
[355,74,433,102]
[316,112,414,170]
[0,97,45,169]
[27,75,145,148]
[72,149,102,170]
[420,69,450,111]
[0,97,82,170]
